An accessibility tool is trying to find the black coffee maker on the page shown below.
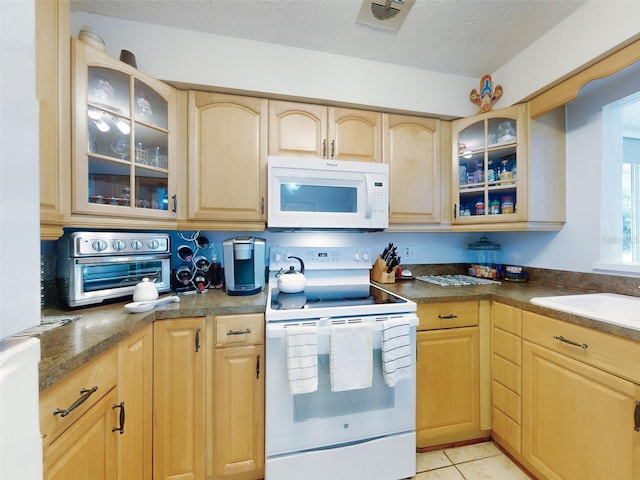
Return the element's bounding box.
[222,237,266,296]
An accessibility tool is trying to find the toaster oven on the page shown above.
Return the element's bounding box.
[57,231,171,307]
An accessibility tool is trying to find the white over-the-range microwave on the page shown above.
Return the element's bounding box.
[267,156,389,230]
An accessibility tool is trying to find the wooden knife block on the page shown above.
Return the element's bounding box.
[370,256,396,284]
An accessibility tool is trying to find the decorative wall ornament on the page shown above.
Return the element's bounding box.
[470,74,503,113]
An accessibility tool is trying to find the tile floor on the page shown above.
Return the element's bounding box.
[410,441,531,480]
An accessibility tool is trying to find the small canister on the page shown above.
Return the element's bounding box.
[489,199,500,215]
[501,196,514,214]
[475,201,485,215]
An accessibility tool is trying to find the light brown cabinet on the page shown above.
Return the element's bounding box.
[208,313,265,480]
[383,114,441,226]
[71,38,178,229]
[490,302,522,456]
[184,91,267,230]
[521,311,640,480]
[117,324,153,480]
[268,100,382,162]
[36,0,71,240]
[153,317,206,480]
[451,103,565,231]
[40,349,119,480]
[415,301,490,447]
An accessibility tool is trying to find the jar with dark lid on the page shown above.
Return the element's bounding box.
[466,236,501,278]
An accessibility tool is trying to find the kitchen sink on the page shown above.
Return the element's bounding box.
[530,293,640,331]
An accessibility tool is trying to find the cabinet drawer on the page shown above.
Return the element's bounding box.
[493,328,521,366]
[492,354,521,394]
[418,301,479,330]
[492,380,521,423]
[40,348,117,444]
[492,302,521,335]
[522,311,640,384]
[492,406,521,454]
[214,313,264,347]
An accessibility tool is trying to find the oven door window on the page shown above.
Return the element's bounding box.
[79,259,164,293]
[280,184,357,213]
[293,350,393,422]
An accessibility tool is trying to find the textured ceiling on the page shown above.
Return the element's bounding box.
[70,0,586,78]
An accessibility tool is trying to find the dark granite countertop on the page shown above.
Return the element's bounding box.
[36,269,640,392]
[38,289,266,391]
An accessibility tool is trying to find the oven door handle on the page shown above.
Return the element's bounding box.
[266,315,418,338]
[74,254,171,264]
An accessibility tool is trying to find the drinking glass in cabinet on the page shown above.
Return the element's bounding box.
[134,123,168,169]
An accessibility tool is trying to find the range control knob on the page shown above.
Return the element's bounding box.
[92,239,108,252]
[112,240,127,251]
[353,253,361,262]
[361,252,370,262]
[148,239,160,250]
[131,240,143,251]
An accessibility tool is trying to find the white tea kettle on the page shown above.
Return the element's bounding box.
[133,277,159,302]
[276,256,306,294]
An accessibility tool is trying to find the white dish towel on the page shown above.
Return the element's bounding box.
[286,325,318,394]
[330,322,373,392]
[381,318,412,387]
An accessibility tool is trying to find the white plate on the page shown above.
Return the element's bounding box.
[125,295,180,313]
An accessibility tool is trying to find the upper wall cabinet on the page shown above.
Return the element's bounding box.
[183,91,267,231]
[268,100,382,162]
[451,103,566,232]
[384,114,441,227]
[37,0,70,240]
[71,39,178,229]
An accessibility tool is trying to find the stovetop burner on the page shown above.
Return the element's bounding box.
[270,284,408,311]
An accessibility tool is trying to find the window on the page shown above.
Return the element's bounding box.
[599,92,640,271]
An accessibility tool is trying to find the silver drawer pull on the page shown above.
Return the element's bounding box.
[553,335,588,349]
[227,328,251,336]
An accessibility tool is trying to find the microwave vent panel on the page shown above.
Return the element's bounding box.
[356,0,415,32]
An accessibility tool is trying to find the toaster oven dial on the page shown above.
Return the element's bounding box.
[131,240,143,250]
[112,240,127,251]
[92,239,108,252]
[148,239,160,250]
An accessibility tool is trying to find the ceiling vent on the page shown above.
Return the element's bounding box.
[356,0,415,32]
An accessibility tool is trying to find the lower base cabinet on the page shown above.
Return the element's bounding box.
[209,314,265,480]
[40,348,119,480]
[43,388,120,480]
[522,340,640,479]
[417,327,481,446]
[153,317,206,480]
[416,301,491,448]
[41,314,267,480]
[117,324,153,480]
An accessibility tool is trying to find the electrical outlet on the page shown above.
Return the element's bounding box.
[403,246,416,260]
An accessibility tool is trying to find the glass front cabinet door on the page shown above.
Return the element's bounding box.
[452,105,527,226]
[72,39,177,223]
